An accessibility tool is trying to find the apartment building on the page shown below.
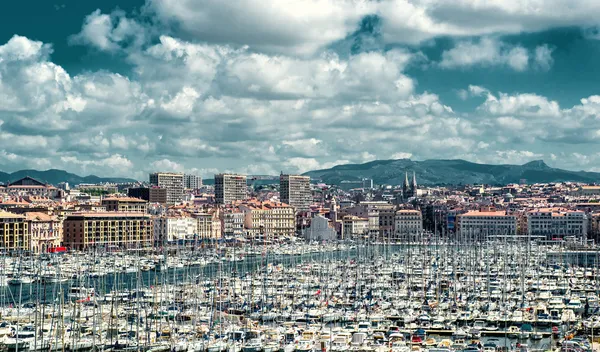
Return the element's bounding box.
[221,209,245,237]
[280,174,311,212]
[527,208,588,239]
[378,209,396,240]
[127,187,168,204]
[591,213,600,239]
[238,200,295,240]
[63,212,153,250]
[457,209,517,238]
[394,209,423,241]
[184,174,203,190]
[153,216,197,243]
[215,174,247,204]
[341,215,369,239]
[193,210,222,239]
[0,211,29,252]
[149,172,184,205]
[102,197,148,213]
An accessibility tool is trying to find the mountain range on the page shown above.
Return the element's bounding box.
[0,169,137,186]
[2,158,599,187]
[302,159,600,186]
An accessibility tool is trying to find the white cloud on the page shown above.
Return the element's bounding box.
[439,38,539,71]
[147,0,374,55]
[216,49,415,101]
[479,91,561,117]
[0,35,50,62]
[1,15,599,181]
[492,150,543,164]
[379,0,600,45]
[534,45,554,70]
[60,154,134,176]
[150,159,184,172]
[145,0,600,53]
[391,152,412,159]
[468,85,490,97]
[496,116,525,130]
[160,86,200,117]
[283,157,351,174]
[281,138,328,157]
[69,9,146,51]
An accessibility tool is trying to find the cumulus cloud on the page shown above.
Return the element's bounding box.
[2,0,600,180]
[0,35,52,62]
[69,9,146,51]
[470,87,600,146]
[60,154,134,176]
[147,0,374,55]
[439,38,551,71]
[478,91,561,117]
[379,0,600,45]
[145,0,600,53]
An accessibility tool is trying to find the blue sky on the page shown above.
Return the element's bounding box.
[1,0,600,179]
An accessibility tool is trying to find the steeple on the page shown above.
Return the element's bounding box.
[403,172,409,191]
[411,171,417,192]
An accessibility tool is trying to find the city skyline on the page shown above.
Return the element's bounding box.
[2,1,600,178]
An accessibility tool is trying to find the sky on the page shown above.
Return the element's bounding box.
[2,0,600,180]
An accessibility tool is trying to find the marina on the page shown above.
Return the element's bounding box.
[0,240,598,352]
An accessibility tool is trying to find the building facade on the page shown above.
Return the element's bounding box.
[573,186,600,197]
[591,213,600,239]
[221,209,245,237]
[128,187,150,201]
[457,209,517,239]
[378,209,396,240]
[193,210,222,239]
[303,214,337,241]
[153,216,197,243]
[215,174,247,204]
[527,208,588,239]
[63,213,153,250]
[149,172,184,205]
[280,174,311,212]
[0,211,29,252]
[238,200,295,240]
[394,209,423,241]
[102,197,148,213]
[341,215,369,239]
[2,177,59,198]
[184,174,203,190]
[26,212,62,254]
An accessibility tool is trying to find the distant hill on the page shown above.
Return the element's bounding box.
[0,169,137,186]
[302,159,600,185]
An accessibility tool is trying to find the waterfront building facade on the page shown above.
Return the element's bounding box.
[153,216,197,243]
[341,215,369,239]
[63,213,153,250]
[26,212,62,254]
[238,200,295,240]
[394,209,423,241]
[457,209,517,239]
[527,208,588,239]
[0,211,29,252]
